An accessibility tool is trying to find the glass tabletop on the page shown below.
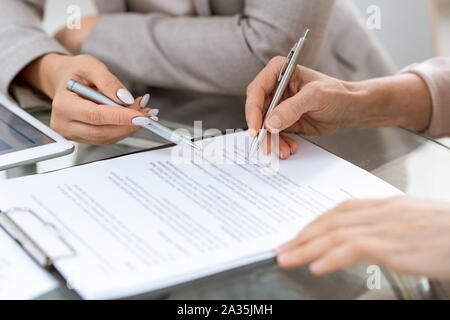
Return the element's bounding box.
[1,88,449,300]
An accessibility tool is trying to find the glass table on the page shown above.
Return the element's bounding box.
[2,88,449,300]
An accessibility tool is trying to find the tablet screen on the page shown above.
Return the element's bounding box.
[0,104,55,156]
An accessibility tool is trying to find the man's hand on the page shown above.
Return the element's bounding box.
[55,15,99,54]
[277,196,450,280]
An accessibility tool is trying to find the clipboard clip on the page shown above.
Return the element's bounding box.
[0,207,77,268]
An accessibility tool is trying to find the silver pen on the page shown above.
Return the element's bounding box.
[67,80,201,150]
[248,29,310,158]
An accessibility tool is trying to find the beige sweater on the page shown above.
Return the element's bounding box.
[406,57,450,138]
[0,0,395,99]
[5,1,444,138]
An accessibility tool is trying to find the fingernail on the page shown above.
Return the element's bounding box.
[248,128,257,137]
[151,116,159,121]
[310,261,325,273]
[148,109,159,117]
[276,243,289,254]
[140,93,150,108]
[277,253,291,265]
[268,115,282,129]
[132,117,150,126]
[117,88,135,105]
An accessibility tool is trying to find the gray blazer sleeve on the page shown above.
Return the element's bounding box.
[83,0,334,95]
[0,0,69,97]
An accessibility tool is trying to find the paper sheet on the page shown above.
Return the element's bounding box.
[0,132,401,299]
[0,228,57,299]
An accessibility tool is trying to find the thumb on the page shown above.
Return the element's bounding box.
[80,58,135,106]
[265,91,311,132]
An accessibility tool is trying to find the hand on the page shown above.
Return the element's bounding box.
[246,56,359,159]
[246,57,433,159]
[55,15,99,54]
[20,53,154,145]
[277,196,450,280]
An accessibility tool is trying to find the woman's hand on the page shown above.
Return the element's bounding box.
[55,15,99,54]
[277,196,450,280]
[246,57,432,159]
[20,53,153,145]
[246,57,361,159]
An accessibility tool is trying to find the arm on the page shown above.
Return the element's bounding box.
[1,0,153,145]
[403,57,450,138]
[0,0,69,96]
[245,57,436,159]
[347,73,432,133]
[80,0,335,95]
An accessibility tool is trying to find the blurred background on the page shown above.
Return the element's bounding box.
[42,0,449,147]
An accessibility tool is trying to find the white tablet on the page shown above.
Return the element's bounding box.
[0,95,74,171]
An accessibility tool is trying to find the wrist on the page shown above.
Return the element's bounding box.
[20,53,70,98]
[338,81,372,129]
[55,15,99,54]
[344,74,432,131]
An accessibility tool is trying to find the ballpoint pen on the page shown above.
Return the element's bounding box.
[67,80,201,150]
[248,29,310,158]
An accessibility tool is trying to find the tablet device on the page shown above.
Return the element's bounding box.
[0,95,74,171]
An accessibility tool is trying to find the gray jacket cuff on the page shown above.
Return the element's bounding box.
[0,32,69,103]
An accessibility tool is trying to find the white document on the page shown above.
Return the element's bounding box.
[0,228,57,299]
[0,132,401,299]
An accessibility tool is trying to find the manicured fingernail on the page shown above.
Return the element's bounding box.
[310,261,325,273]
[117,88,135,105]
[151,116,159,121]
[132,117,150,126]
[268,115,282,129]
[140,93,150,108]
[148,109,159,117]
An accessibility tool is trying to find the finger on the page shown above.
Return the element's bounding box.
[260,132,271,155]
[280,134,298,155]
[77,57,135,106]
[310,199,386,223]
[277,227,372,269]
[132,97,144,111]
[139,93,151,109]
[134,97,159,120]
[260,134,296,160]
[309,239,391,275]
[276,135,292,160]
[245,85,265,136]
[134,96,160,120]
[133,97,151,113]
[67,121,140,145]
[245,57,285,135]
[264,89,314,132]
[62,92,148,126]
[278,200,387,254]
